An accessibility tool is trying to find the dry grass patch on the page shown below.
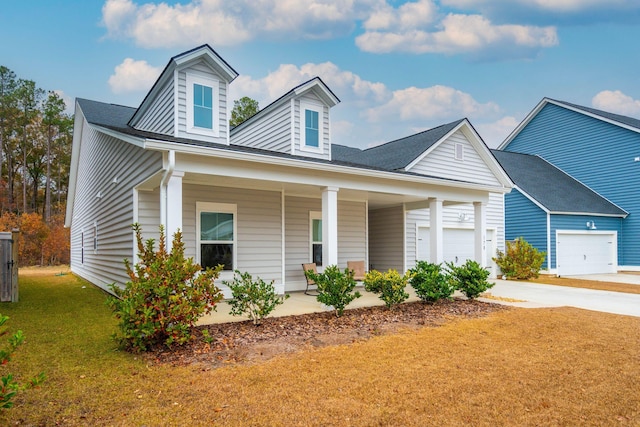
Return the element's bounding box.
[527,275,640,295]
[1,270,639,426]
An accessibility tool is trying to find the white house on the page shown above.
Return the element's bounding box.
[65,44,512,296]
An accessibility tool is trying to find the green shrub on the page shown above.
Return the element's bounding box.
[446,260,494,299]
[493,237,546,280]
[108,224,224,352]
[305,265,361,317]
[408,261,455,303]
[0,313,45,409]
[363,269,410,310]
[224,270,289,325]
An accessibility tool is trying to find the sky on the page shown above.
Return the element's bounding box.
[2,0,640,149]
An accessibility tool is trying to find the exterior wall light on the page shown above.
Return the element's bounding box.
[586,221,597,230]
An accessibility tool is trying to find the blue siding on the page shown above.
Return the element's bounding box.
[549,215,622,269]
[505,103,640,266]
[504,189,549,268]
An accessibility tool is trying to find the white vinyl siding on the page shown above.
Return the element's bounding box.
[292,94,331,161]
[182,184,283,294]
[369,206,404,272]
[136,188,161,247]
[404,192,505,274]
[231,100,292,153]
[408,130,501,186]
[133,79,175,135]
[176,61,229,144]
[69,116,163,291]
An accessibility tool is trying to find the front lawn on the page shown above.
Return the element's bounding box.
[1,268,639,426]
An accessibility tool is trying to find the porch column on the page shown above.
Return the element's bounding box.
[429,198,444,263]
[322,186,339,267]
[474,201,487,267]
[165,171,184,249]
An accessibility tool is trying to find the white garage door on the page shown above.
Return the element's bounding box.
[556,232,617,276]
[418,228,495,267]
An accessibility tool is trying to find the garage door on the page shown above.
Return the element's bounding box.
[556,232,616,276]
[418,228,494,266]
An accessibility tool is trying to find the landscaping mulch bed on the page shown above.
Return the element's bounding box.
[149,298,509,368]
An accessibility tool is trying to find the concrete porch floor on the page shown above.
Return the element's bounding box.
[197,286,424,325]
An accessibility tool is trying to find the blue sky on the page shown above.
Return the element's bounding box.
[2,0,640,148]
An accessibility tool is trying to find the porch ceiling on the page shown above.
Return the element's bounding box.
[183,171,436,209]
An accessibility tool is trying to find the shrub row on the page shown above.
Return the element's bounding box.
[110,226,495,352]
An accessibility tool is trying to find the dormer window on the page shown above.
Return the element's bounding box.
[300,101,323,152]
[193,83,213,129]
[186,72,219,138]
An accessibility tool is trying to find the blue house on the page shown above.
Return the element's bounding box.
[496,98,640,275]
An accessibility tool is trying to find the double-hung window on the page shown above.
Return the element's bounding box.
[310,211,322,266]
[186,72,219,137]
[197,202,236,272]
[300,101,323,152]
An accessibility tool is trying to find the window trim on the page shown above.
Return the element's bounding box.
[309,211,322,266]
[196,202,237,276]
[300,101,324,154]
[186,72,219,138]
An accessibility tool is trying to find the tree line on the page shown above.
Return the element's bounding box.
[0,66,73,266]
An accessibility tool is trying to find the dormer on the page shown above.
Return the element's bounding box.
[128,44,239,145]
[231,77,340,160]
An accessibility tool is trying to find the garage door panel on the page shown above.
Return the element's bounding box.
[557,232,616,276]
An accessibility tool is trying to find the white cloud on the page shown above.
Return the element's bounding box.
[443,0,633,13]
[356,13,558,57]
[229,61,389,109]
[101,0,373,48]
[592,90,640,117]
[364,85,500,123]
[108,58,162,94]
[364,0,438,31]
[474,116,520,148]
[51,90,75,114]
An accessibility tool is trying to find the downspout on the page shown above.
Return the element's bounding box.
[160,150,176,242]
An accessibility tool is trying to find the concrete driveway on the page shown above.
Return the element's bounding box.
[485,278,640,318]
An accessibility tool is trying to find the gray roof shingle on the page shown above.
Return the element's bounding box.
[491,150,627,216]
[331,119,465,170]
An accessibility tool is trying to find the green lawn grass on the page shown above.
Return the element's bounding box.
[1,268,639,426]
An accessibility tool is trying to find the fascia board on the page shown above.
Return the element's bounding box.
[294,78,340,107]
[405,120,513,188]
[498,98,549,150]
[144,138,510,194]
[513,185,550,214]
[549,211,628,218]
[404,121,464,170]
[549,99,640,136]
[92,125,146,148]
[174,48,238,82]
[65,101,85,228]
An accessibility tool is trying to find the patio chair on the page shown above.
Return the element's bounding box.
[347,260,366,282]
[302,263,318,295]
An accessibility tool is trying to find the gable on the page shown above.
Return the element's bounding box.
[407,129,501,186]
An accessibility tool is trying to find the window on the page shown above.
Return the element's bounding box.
[186,72,219,137]
[197,202,236,272]
[305,109,319,147]
[193,83,213,129]
[300,101,323,152]
[310,211,322,266]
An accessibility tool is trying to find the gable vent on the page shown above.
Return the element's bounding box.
[454,143,464,161]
